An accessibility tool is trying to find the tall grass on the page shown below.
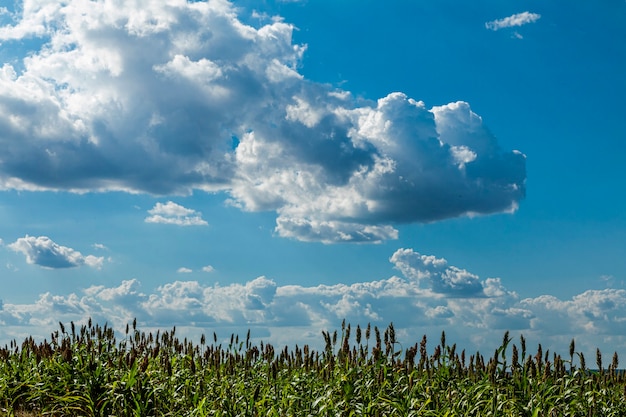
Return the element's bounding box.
[0,319,625,416]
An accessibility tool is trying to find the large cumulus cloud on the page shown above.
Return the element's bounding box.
[0,0,525,242]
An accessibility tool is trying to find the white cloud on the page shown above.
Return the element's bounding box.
[86,279,144,303]
[145,201,208,226]
[7,235,104,269]
[1,248,625,361]
[177,267,193,273]
[485,12,541,31]
[0,0,526,243]
[390,248,483,296]
[202,265,215,273]
[139,277,277,324]
[233,93,525,243]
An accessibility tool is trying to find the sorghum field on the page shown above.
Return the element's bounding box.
[1,319,624,416]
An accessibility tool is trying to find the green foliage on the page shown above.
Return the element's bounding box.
[0,320,625,416]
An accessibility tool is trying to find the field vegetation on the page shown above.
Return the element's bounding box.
[0,319,625,416]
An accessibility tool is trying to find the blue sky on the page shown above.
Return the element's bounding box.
[0,0,625,360]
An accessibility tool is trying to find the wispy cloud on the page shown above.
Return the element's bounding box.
[8,236,104,269]
[0,0,525,243]
[486,12,541,31]
[145,202,208,226]
[202,265,215,273]
[0,248,624,360]
[177,267,193,274]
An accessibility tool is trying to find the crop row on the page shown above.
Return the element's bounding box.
[0,319,625,416]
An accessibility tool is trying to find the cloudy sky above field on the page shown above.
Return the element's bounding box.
[0,0,625,358]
